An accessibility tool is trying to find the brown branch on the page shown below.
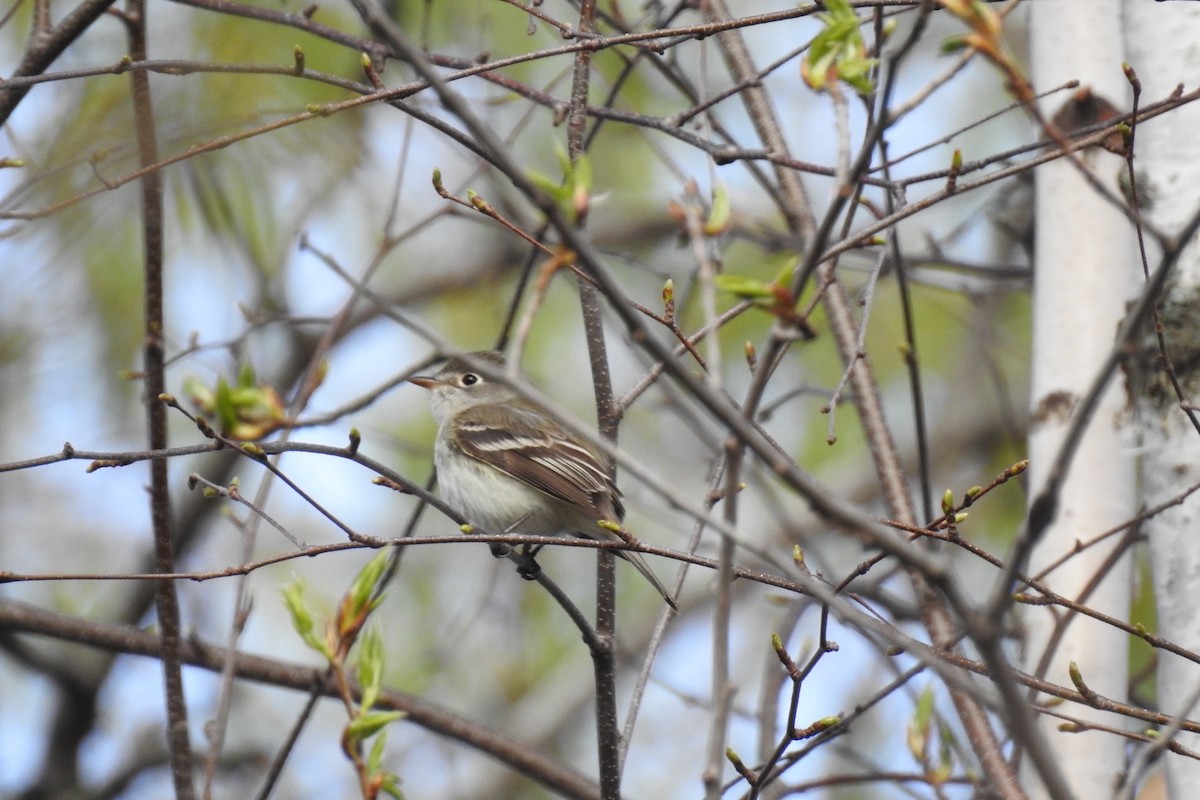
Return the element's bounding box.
[0,0,121,125]
[0,599,603,800]
[125,0,194,795]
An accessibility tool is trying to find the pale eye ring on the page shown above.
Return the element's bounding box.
[461,373,480,387]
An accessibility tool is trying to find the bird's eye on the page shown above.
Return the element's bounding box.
[461,373,480,387]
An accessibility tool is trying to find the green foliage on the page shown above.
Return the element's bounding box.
[339,550,390,640]
[527,145,593,223]
[713,258,798,319]
[906,685,934,762]
[704,184,732,237]
[357,627,387,714]
[903,686,954,784]
[283,577,332,658]
[347,708,406,740]
[183,364,286,440]
[283,553,405,798]
[714,272,780,302]
[803,0,877,96]
[367,733,407,799]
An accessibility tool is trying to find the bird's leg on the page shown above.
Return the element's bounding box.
[502,514,542,578]
[516,558,542,580]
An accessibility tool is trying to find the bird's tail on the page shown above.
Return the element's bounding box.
[616,549,678,612]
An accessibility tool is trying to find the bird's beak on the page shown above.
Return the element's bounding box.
[409,376,441,390]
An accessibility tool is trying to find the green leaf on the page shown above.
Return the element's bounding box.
[347,710,406,740]
[573,152,593,196]
[182,376,215,413]
[338,551,390,641]
[933,722,955,784]
[215,376,237,434]
[527,143,593,222]
[527,169,569,205]
[349,551,390,617]
[358,627,385,712]
[282,579,330,657]
[714,274,776,301]
[772,257,798,288]
[185,367,286,440]
[906,686,935,762]
[366,728,389,774]
[837,57,877,95]
[803,0,877,95]
[380,773,406,800]
[703,183,731,236]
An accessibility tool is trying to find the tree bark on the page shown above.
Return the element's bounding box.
[1024,1,1135,795]
[1126,3,1200,795]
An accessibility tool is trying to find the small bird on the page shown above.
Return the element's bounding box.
[411,351,677,611]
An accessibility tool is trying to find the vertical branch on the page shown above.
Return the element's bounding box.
[566,2,619,796]
[564,4,592,167]
[126,2,195,797]
[565,0,616,440]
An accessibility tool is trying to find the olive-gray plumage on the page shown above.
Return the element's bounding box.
[412,351,676,610]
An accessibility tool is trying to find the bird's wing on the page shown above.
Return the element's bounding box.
[451,402,624,523]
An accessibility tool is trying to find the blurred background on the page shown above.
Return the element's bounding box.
[0,1,1054,797]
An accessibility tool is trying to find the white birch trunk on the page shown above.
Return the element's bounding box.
[1124,4,1200,796]
[1024,2,1135,795]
